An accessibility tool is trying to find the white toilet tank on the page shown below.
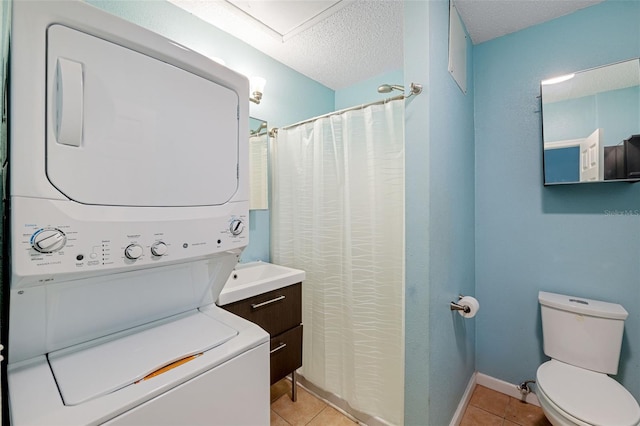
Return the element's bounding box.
[539,291,628,375]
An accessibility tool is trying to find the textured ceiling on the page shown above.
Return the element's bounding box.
[169,0,403,90]
[226,0,349,40]
[169,0,605,90]
[454,0,605,45]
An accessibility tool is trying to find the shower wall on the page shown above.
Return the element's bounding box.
[404,1,476,425]
[334,69,404,110]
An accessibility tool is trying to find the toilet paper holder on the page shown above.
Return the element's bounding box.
[450,295,471,313]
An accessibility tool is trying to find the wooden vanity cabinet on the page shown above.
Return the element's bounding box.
[220,283,302,400]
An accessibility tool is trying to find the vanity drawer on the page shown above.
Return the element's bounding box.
[270,325,303,385]
[221,283,301,336]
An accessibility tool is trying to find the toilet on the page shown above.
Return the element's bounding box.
[537,291,640,426]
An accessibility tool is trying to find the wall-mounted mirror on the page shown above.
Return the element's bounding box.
[249,117,268,209]
[542,58,640,185]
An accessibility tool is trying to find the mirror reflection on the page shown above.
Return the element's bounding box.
[541,58,640,185]
[249,117,268,209]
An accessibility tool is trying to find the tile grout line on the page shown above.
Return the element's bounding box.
[467,402,522,426]
[468,399,507,417]
[270,384,328,426]
[303,405,329,426]
[271,379,359,425]
[273,410,292,426]
[287,380,360,424]
[467,401,528,426]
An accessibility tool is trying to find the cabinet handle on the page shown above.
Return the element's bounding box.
[251,295,285,309]
[270,342,287,354]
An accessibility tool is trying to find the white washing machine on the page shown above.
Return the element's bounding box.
[6,1,269,424]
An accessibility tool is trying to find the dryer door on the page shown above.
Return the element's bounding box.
[46,25,239,207]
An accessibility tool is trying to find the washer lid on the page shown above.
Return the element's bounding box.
[537,360,640,426]
[49,311,238,406]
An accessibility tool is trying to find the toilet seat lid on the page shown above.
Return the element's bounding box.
[537,360,640,426]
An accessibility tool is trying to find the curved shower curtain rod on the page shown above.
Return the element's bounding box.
[269,82,423,138]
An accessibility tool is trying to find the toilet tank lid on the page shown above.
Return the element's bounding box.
[539,291,628,320]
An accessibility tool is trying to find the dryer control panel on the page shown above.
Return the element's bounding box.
[12,197,248,287]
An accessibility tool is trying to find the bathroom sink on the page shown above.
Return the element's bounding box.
[217,262,305,306]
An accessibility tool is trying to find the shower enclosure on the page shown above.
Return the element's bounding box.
[271,98,406,425]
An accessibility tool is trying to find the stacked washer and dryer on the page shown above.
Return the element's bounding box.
[6,1,270,424]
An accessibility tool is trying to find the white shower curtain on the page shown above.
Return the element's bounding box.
[249,133,268,210]
[271,99,405,425]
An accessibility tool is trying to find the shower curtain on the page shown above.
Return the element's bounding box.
[249,133,268,210]
[271,99,405,425]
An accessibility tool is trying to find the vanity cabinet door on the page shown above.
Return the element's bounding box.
[269,325,303,385]
[221,283,301,336]
[220,282,303,385]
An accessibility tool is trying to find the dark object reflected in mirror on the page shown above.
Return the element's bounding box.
[541,58,640,185]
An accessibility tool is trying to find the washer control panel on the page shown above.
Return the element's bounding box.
[12,198,248,285]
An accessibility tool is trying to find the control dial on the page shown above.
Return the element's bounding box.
[31,228,67,253]
[151,241,168,257]
[125,244,144,260]
[229,219,245,236]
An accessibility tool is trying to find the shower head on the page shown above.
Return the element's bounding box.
[377,84,405,94]
[251,121,268,135]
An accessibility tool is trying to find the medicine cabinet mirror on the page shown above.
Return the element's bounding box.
[541,58,640,185]
[249,117,269,210]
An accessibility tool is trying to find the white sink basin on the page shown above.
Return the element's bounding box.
[216,262,305,306]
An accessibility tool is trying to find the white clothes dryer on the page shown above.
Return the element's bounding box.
[7,1,268,424]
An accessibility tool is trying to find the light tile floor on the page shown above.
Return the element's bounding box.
[460,385,552,426]
[270,379,357,426]
[270,381,551,426]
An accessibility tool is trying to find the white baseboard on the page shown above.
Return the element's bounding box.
[476,373,540,407]
[449,372,477,426]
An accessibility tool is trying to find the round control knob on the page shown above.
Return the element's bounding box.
[151,241,168,257]
[31,228,67,253]
[229,219,245,236]
[124,244,144,260]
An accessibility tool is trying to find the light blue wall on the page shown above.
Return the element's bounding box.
[404,3,431,422]
[87,0,335,263]
[334,69,403,110]
[475,0,640,401]
[404,1,476,424]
